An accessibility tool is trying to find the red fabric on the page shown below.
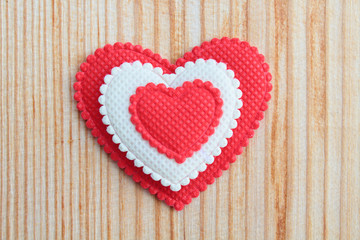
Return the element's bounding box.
[129,80,223,164]
[74,37,272,210]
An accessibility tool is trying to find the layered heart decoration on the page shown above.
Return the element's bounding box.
[129,80,224,164]
[74,37,272,210]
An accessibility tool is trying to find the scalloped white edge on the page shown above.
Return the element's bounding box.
[98,59,243,191]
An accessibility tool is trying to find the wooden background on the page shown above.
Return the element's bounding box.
[1,0,359,239]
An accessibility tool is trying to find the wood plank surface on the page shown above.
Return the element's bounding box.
[0,0,359,239]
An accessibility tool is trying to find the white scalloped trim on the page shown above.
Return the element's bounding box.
[99,59,242,191]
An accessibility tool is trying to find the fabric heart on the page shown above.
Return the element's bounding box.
[98,60,241,191]
[129,80,224,164]
[74,37,272,210]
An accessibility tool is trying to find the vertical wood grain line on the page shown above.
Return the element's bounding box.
[68,0,74,237]
[52,0,58,238]
[67,0,75,238]
[76,1,85,239]
[286,1,308,239]
[37,2,44,237]
[340,1,360,239]
[1,1,9,239]
[12,1,19,238]
[0,0,4,237]
[5,2,10,238]
[32,0,40,238]
[37,2,43,238]
[23,0,29,237]
[306,0,326,238]
[62,1,70,238]
[264,0,288,239]
[44,1,51,238]
[154,0,159,53]
[89,2,99,238]
[324,1,342,239]
[169,0,185,63]
[55,0,65,238]
[30,0,39,237]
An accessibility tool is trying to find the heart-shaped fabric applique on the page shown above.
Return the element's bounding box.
[74,37,272,210]
[98,60,241,191]
[129,80,224,164]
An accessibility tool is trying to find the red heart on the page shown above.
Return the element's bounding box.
[74,37,272,210]
[129,80,223,164]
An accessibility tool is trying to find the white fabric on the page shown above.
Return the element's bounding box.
[99,59,242,191]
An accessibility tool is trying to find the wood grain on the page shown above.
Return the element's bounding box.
[1,0,359,239]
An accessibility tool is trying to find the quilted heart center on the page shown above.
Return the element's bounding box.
[129,80,223,164]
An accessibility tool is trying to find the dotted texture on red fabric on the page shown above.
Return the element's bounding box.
[74,37,272,211]
[129,80,223,164]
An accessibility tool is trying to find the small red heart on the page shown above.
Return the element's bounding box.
[74,37,272,210]
[129,80,223,164]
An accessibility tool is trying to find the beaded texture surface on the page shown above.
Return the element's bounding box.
[130,80,224,164]
[74,37,272,210]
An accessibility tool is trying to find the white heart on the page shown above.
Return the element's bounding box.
[99,59,242,191]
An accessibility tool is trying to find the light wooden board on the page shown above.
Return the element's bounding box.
[0,0,359,239]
